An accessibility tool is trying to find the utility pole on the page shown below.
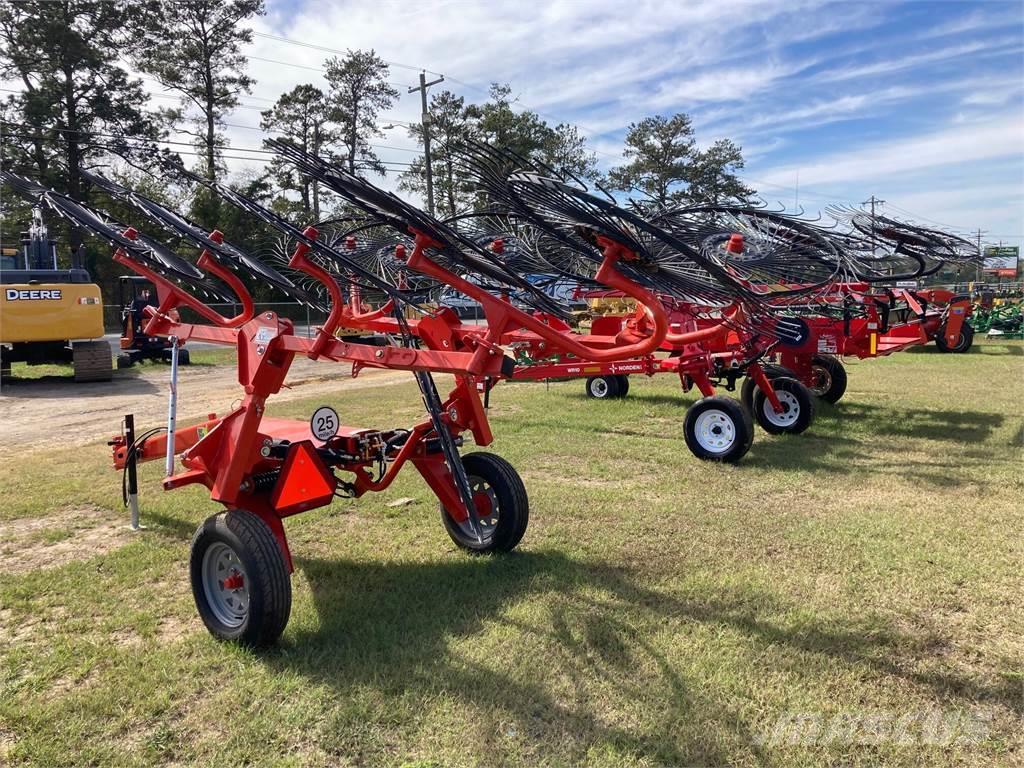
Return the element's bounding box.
[409,72,445,217]
[973,228,987,285]
[861,194,885,254]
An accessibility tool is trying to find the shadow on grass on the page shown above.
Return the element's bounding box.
[818,402,1005,443]
[268,552,735,765]
[740,401,1012,488]
[903,342,1023,356]
[0,370,159,397]
[263,552,1020,764]
[141,509,201,540]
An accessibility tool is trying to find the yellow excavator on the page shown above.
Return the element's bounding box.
[0,207,112,383]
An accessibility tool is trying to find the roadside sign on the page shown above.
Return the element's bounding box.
[983,246,1019,278]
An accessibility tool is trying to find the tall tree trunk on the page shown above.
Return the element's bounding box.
[312,123,321,220]
[202,51,220,228]
[348,87,358,175]
[445,160,455,217]
[63,63,83,252]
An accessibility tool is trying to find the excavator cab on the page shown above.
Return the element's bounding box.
[0,208,112,383]
[116,276,190,368]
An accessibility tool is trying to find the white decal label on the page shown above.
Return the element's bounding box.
[817,335,838,354]
[254,326,275,344]
[5,288,62,300]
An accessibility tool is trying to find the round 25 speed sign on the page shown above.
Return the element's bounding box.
[310,406,340,441]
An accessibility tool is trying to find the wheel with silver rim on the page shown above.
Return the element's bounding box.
[190,509,291,646]
[585,375,620,399]
[201,542,250,628]
[441,452,529,553]
[751,377,815,435]
[683,395,754,463]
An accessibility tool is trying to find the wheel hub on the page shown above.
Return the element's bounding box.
[810,365,832,396]
[693,409,737,453]
[202,542,250,628]
[763,391,800,427]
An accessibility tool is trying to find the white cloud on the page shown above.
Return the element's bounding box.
[812,38,1023,83]
[755,110,1024,189]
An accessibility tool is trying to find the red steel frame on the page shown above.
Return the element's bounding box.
[110,225,730,568]
[505,295,789,412]
[769,285,972,379]
[517,282,973,404]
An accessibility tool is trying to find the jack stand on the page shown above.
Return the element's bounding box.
[125,413,144,531]
[165,336,179,478]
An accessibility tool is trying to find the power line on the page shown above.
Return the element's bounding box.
[882,201,971,231]
[220,120,420,153]
[1,122,418,169]
[244,54,411,89]
[246,31,623,153]
[250,32,443,76]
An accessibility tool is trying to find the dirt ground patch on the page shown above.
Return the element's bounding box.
[0,358,411,458]
[0,505,133,574]
[110,616,193,649]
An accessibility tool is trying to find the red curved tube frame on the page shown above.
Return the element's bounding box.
[403,230,670,367]
[115,228,255,330]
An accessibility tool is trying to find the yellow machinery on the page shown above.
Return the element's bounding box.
[0,208,112,382]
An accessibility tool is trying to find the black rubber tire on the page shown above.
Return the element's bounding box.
[740,363,796,414]
[441,452,529,554]
[935,322,974,353]
[190,509,292,647]
[116,353,134,369]
[585,375,621,399]
[683,395,754,463]
[72,340,113,382]
[615,374,630,397]
[177,348,191,365]
[809,355,847,403]
[751,376,816,435]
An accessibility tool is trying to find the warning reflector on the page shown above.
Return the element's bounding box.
[270,440,337,516]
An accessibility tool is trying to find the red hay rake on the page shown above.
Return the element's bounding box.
[0,146,979,646]
[2,166,683,645]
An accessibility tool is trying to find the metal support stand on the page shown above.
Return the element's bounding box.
[165,336,179,477]
[125,413,142,531]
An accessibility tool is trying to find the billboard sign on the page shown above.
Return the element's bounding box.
[983,246,1019,278]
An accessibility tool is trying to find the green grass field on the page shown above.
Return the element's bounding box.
[1,342,1021,767]
[2,347,237,381]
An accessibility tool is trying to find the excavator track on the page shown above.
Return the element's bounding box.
[72,340,113,382]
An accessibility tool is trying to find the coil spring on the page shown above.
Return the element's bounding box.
[250,470,280,493]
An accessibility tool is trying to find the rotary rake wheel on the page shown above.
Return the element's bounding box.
[449,142,832,458]
[0,172,237,307]
[747,205,983,397]
[81,169,318,310]
[827,204,980,282]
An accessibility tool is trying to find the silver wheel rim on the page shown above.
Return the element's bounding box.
[810,365,832,396]
[452,474,499,543]
[202,542,249,628]
[762,390,800,427]
[693,409,737,454]
[591,378,609,397]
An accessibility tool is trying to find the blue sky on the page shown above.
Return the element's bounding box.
[173,1,1024,251]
